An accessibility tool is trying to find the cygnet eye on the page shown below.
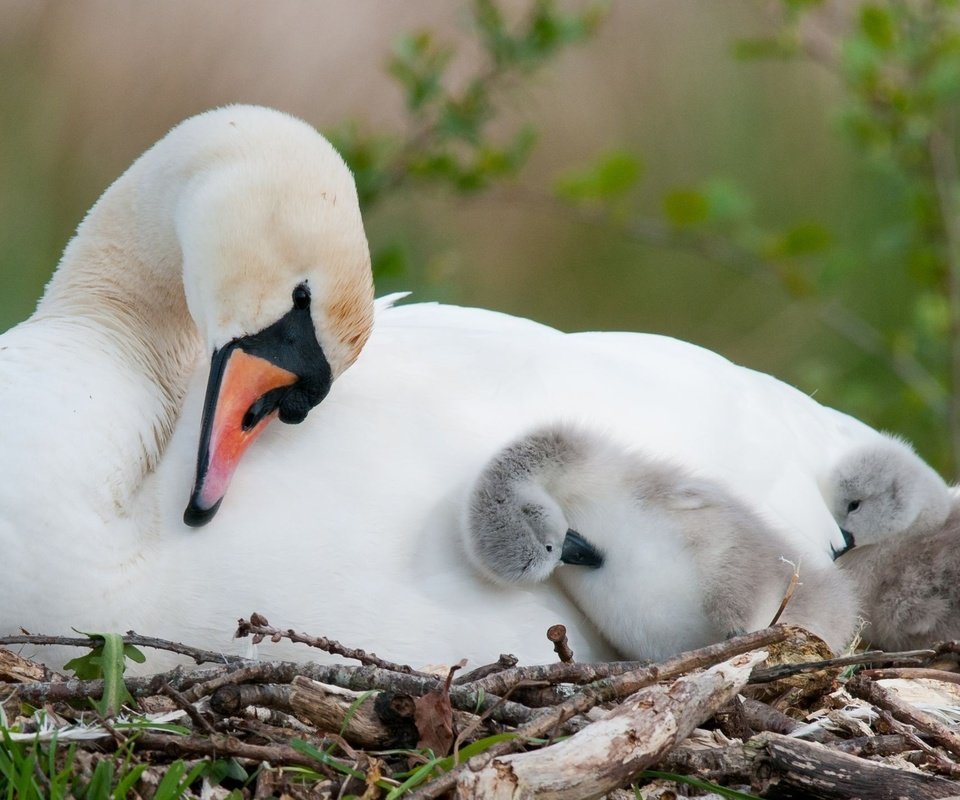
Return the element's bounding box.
[292,283,311,310]
[847,500,861,514]
[545,544,553,553]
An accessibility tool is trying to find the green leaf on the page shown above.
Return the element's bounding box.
[555,151,642,203]
[123,644,146,664]
[732,36,799,60]
[860,5,895,50]
[204,758,249,786]
[388,32,452,111]
[663,189,709,227]
[775,222,832,257]
[63,632,137,716]
[702,179,752,224]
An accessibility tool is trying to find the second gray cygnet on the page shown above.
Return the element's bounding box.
[463,423,858,660]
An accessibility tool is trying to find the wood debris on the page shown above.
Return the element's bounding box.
[0,619,959,798]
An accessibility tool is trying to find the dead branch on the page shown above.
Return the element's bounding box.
[458,659,649,696]
[0,633,247,665]
[158,681,214,734]
[454,654,519,685]
[0,647,49,682]
[130,731,319,768]
[236,613,428,675]
[546,625,574,663]
[453,650,766,800]
[861,667,960,685]
[831,733,922,757]
[749,648,936,683]
[209,682,295,715]
[874,708,960,779]
[768,566,800,626]
[411,626,792,799]
[847,674,960,760]
[661,732,960,798]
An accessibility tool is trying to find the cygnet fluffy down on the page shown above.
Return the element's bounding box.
[829,438,960,649]
[827,433,951,548]
[463,423,858,660]
[838,503,960,650]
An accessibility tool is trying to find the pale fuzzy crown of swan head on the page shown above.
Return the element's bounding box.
[827,434,951,544]
[164,105,373,377]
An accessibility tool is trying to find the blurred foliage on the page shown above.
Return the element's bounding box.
[331,0,604,207]
[331,0,960,472]
[728,0,960,473]
[327,0,606,280]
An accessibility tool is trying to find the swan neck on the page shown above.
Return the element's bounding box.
[34,153,202,476]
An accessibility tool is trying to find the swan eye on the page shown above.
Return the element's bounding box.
[847,500,861,514]
[292,284,311,310]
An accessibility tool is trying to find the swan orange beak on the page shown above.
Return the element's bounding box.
[184,347,298,527]
[183,289,333,527]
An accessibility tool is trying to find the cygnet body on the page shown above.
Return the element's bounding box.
[464,423,858,660]
[838,502,960,649]
[826,433,951,547]
[829,436,959,649]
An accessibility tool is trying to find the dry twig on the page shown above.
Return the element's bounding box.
[235,613,428,675]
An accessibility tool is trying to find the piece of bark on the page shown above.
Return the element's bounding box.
[0,647,48,683]
[743,631,838,712]
[453,650,766,800]
[831,733,921,758]
[289,676,418,749]
[661,732,960,799]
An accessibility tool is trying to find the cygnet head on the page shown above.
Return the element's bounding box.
[463,430,605,586]
[122,106,373,525]
[827,434,951,547]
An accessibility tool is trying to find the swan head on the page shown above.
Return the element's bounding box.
[164,107,373,525]
[464,431,605,585]
[827,435,951,547]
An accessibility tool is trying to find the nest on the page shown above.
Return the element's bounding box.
[2,618,960,799]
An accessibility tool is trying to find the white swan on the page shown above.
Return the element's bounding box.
[1,105,886,672]
[826,433,951,547]
[463,423,858,658]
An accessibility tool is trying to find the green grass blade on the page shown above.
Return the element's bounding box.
[639,770,762,800]
[84,759,114,799]
[112,763,148,798]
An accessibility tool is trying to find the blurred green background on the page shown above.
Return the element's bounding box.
[2,0,958,475]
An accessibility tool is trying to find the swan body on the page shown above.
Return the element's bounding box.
[1,105,883,672]
[826,433,951,547]
[464,423,859,658]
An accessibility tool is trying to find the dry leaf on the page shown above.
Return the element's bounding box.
[414,658,466,756]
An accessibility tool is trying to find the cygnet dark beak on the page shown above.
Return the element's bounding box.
[560,529,604,568]
[831,528,856,560]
